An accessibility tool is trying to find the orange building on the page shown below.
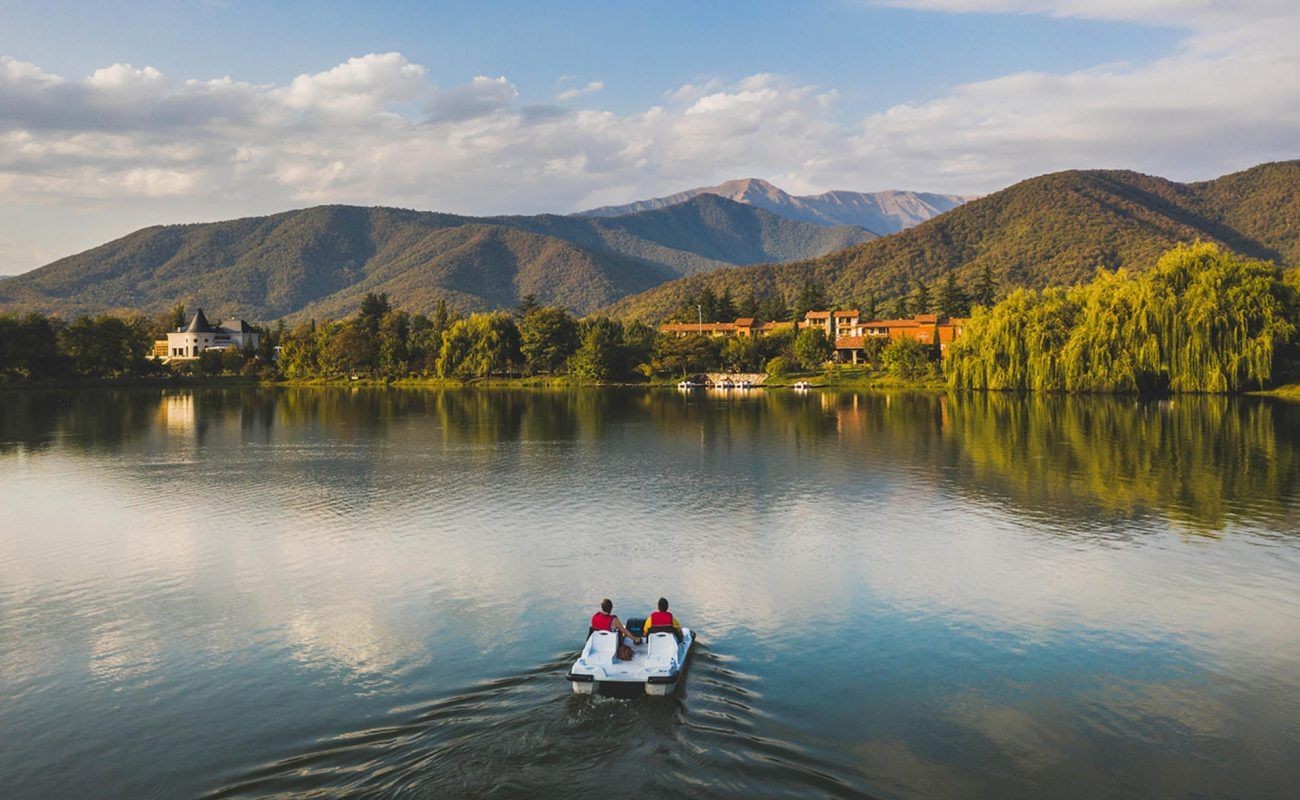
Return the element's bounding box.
[660,318,795,338]
[798,310,967,363]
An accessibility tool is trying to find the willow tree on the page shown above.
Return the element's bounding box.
[1153,243,1293,392]
[948,243,1296,393]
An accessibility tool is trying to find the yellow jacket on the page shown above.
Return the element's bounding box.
[643,612,682,635]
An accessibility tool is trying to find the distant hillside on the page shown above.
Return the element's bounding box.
[0,195,870,319]
[606,161,1300,321]
[488,193,872,276]
[578,177,971,233]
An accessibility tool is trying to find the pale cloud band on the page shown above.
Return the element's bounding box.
[0,0,1298,274]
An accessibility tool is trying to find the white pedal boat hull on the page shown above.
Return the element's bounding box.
[567,628,694,696]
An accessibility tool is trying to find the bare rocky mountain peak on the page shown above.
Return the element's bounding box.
[577,179,971,233]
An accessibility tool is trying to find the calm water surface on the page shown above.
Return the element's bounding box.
[1,388,1298,799]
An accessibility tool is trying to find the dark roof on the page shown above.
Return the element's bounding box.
[184,308,214,333]
[218,319,253,334]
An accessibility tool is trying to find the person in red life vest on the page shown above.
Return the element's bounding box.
[590,598,641,645]
[642,597,683,642]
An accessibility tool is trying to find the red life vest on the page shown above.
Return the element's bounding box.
[590,612,615,631]
[649,610,675,628]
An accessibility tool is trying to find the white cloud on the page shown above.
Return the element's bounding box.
[277,52,428,118]
[1,3,1299,274]
[555,80,604,102]
[427,75,518,122]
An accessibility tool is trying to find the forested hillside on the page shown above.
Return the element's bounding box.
[0,196,869,319]
[607,162,1300,321]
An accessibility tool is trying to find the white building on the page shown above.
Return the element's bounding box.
[164,308,259,358]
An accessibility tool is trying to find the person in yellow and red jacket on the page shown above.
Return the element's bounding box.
[643,597,683,642]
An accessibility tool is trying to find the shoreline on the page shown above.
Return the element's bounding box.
[4,374,1296,396]
[0,373,950,392]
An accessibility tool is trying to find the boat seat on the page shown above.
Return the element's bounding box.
[646,624,683,642]
[645,632,679,665]
[585,629,619,665]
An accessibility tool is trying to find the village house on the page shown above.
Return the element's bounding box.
[799,310,863,339]
[658,308,967,364]
[659,317,795,338]
[827,312,967,363]
[155,308,260,360]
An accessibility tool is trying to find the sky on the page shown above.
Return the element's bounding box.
[0,0,1297,275]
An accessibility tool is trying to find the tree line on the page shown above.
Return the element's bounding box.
[274,294,860,380]
[946,243,1300,393]
[666,266,997,326]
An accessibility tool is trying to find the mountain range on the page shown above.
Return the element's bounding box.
[0,194,873,320]
[577,178,972,234]
[607,161,1300,321]
[3,162,1295,324]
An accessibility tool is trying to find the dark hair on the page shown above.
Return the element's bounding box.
[657,597,668,611]
[601,598,612,613]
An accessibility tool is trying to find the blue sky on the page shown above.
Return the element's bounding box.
[0,1,1180,116]
[0,1,1296,274]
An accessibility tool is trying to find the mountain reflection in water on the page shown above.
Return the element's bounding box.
[0,387,1297,799]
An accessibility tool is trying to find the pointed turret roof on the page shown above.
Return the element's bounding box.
[184,308,213,333]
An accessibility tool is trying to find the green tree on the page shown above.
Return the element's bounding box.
[717,287,738,321]
[458,312,522,378]
[650,334,722,376]
[862,289,879,321]
[793,282,829,320]
[59,315,149,377]
[698,287,719,322]
[722,335,762,372]
[765,355,793,378]
[437,318,475,378]
[792,327,833,370]
[519,306,580,374]
[164,303,186,332]
[277,321,321,380]
[0,313,67,379]
[359,292,391,334]
[758,292,789,323]
[516,293,540,317]
[377,310,411,377]
[881,336,934,380]
[972,263,998,308]
[320,318,373,376]
[568,317,624,382]
[912,280,932,315]
[619,321,657,378]
[936,271,969,318]
[195,348,226,376]
[947,243,1296,393]
[889,288,912,319]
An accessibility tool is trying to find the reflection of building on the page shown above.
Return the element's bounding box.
[159,309,259,360]
[160,393,196,434]
[660,317,795,338]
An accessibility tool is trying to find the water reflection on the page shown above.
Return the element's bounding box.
[1,387,1298,798]
[6,386,1294,535]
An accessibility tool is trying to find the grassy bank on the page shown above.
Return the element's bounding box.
[0,369,951,392]
[1251,383,1300,399]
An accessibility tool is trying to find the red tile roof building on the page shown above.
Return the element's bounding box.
[659,318,795,338]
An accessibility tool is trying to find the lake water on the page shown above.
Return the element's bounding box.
[1,387,1298,799]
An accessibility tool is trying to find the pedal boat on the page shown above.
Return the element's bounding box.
[566,625,694,696]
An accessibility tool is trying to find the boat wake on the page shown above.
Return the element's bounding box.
[204,644,882,799]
